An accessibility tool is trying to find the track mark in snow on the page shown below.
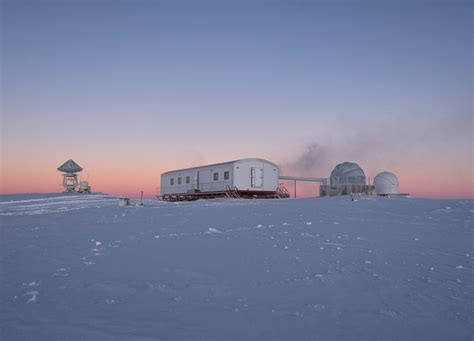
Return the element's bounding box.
[322,242,344,247]
[300,232,316,239]
[23,281,39,287]
[53,268,69,277]
[205,228,222,234]
[24,290,39,303]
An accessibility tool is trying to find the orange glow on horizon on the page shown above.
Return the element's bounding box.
[2,165,472,200]
[1,153,473,200]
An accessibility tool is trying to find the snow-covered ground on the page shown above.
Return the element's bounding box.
[0,193,472,340]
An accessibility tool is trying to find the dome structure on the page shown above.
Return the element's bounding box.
[330,162,366,185]
[374,171,399,195]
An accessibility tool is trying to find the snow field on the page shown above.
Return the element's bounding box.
[0,194,472,340]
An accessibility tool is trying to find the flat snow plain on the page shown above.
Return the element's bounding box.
[0,193,472,340]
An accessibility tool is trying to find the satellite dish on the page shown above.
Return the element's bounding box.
[57,159,83,173]
[57,159,83,192]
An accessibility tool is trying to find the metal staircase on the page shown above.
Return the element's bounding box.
[225,185,241,199]
[276,184,290,198]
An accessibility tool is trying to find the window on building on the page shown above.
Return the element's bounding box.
[213,172,218,181]
[186,176,190,184]
[170,178,174,186]
[224,171,230,180]
[178,177,182,185]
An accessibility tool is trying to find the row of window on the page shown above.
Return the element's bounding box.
[170,176,190,186]
[169,171,230,186]
[213,171,230,181]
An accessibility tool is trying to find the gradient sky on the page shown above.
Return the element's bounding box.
[1,0,472,199]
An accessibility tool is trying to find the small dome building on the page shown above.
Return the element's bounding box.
[374,171,399,195]
[330,162,366,185]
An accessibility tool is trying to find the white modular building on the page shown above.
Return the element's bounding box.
[159,158,285,200]
[374,171,399,195]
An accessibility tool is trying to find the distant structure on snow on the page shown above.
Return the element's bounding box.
[374,171,399,196]
[158,158,406,200]
[57,159,91,193]
[158,158,289,201]
[319,162,374,196]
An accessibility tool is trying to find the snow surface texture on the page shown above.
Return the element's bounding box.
[0,193,472,340]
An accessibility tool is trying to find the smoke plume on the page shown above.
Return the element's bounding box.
[283,142,330,176]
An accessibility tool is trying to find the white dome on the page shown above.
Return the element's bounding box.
[374,171,399,195]
[330,162,366,185]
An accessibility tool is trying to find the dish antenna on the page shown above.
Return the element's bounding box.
[57,159,83,192]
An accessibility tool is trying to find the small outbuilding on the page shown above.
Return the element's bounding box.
[374,171,399,196]
[159,158,288,201]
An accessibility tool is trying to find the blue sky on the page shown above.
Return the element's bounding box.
[1,0,472,197]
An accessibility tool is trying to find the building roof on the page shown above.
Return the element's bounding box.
[161,158,279,175]
[374,171,399,186]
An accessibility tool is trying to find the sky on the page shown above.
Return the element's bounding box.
[1,0,472,199]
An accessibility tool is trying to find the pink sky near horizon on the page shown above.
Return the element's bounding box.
[1,154,472,200]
